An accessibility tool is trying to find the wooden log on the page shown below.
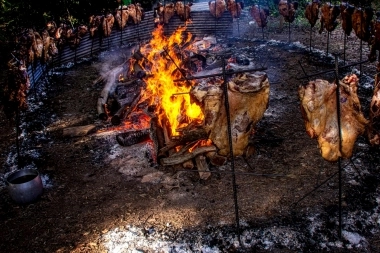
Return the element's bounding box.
[97,97,109,120]
[63,124,97,137]
[182,160,194,169]
[205,151,227,166]
[158,127,208,155]
[111,103,130,125]
[150,116,166,160]
[160,145,216,166]
[195,155,211,180]
[116,128,150,146]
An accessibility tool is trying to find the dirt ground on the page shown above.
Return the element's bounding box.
[1,13,380,252]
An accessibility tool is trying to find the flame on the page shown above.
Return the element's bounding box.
[139,25,204,136]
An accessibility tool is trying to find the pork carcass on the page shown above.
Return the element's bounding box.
[298,74,368,162]
[115,9,129,29]
[191,72,270,156]
[304,0,320,27]
[174,1,193,21]
[352,7,374,42]
[250,5,269,28]
[278,0,298,23]
[340,2,355,36]
[367,74,380,145]
[319,3,340,34]
[102,13,115,37]
[226,0,243,18]
[89,15,104,37]
[209,0,227,19]
[368,12,380,62]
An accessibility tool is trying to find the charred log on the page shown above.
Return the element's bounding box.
[116,128,151,146]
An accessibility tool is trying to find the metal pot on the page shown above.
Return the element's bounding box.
[5,169,43,205]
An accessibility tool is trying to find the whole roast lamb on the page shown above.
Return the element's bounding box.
[298,74,368,162]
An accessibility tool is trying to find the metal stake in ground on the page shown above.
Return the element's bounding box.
[343,34,347,65]
[334,54,343,239]
[360,39,363,76]
[221,58,242,247]
[326,31,330,56]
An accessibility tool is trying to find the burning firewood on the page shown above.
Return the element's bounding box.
[161,145,217,166]
[116,128,151,146]
[298,74,368,162]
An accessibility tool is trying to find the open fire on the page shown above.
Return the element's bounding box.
[98,24,270,170]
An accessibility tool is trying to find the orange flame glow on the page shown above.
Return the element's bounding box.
[139,25,204,136]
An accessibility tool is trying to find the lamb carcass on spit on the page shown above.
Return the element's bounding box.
[304,0,320,27]
[226,0,244,18]
[340,2,355,36]
[319,3,340,34]
[191,72,270,156]
[368,12,380,62]
[298,74,368,162]
[250,5,269,28]
[102,13,115,37]
[352,7,374,42]
[367,73,380,145]
[128,3,144,24]
[115,9,129,29]
[89,15,104,37]
[174,1,193,21]
[209,0,227,19]
[155,2,175,25]
[278,0,298,23]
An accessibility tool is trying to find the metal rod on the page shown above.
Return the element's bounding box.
[298,60,310,81]
[343,34,346,65]
[173,67,267,82]
[176,169,286,177]
[326,31,330,56]
[297,59,369,80]
[222,58,242,247]
[334,54,343,239]
[16,108,20,170]
[360,39,363,76]
[309,25,312,53]
[120,4,123,46]
[288,21,290,43]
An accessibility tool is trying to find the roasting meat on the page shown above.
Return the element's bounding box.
[369,12,380,62]
[155,2,175,25]
[226,0,243,18]
[250,5,269,28]
[3,60,30,119]
[299,74,368,162]
[102,13,115,37]
[278,0,298,23]
[304,0,320,27]
[41,30,58,63]
[89,15,104,37]
[115,9,129,29]
[319,3,340,33]
[367,74,380,145]
[191,72,270,156]
[174,1,193,21]
[46,21,57,37]
[340,2,355,36]
[127,3,144,24]
[352,7,374,42]
[209,0,227,19]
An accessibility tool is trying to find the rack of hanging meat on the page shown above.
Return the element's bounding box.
[95,25,269,175]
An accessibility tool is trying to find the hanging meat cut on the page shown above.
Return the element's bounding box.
[352,7,374,42]
[298,74,368,162]
[319,3,340,34]
[304,0,320,27]
[102,13,115,37]
[367,73,380,145]
[369,12,380,62]
[174,1,193,21]
[250,5,270,28]
[340,2,355,36]
[278,0,298,23]
[226,0,243,18]
[191,72,270,156]
[155,2,176,25]
[209,0,227,19]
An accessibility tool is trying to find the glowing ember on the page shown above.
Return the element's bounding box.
[139,25,204,136]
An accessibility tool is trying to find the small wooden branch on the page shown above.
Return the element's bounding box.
[160,145,216,166]
[195,155,211,180]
